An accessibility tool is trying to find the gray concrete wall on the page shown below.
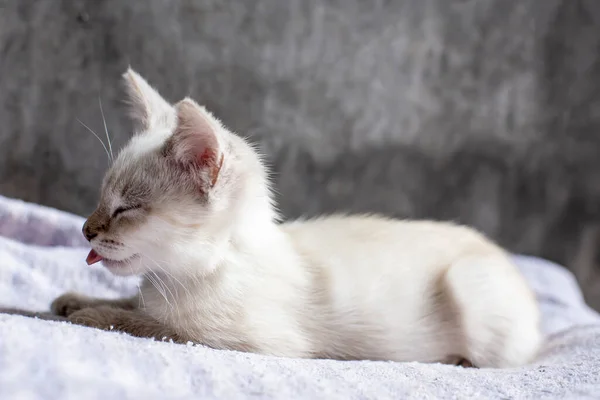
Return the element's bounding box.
[2,0,600,307]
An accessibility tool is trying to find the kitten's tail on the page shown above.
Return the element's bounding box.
[445,254,543,368]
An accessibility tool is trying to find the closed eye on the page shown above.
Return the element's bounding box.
[112,205,141,218]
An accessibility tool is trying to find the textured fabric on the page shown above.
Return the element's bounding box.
[0,195,599,399]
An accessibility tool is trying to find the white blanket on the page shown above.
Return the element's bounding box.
[0,195,599,399]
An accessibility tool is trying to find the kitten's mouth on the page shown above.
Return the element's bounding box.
[86,249,103,265]
[86,249,139,267]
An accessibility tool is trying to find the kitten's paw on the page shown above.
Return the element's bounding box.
[51,293,91,317]
[68,306,116,330]
[444,355,477,368]
[456,359,475,368]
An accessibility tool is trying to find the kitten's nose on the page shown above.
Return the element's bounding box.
[82,223,97,241]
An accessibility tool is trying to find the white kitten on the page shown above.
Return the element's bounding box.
[55,69,542,368]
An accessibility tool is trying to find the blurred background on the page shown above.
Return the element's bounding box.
[1,1,599,308]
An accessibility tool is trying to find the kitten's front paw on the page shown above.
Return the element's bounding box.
[68,306,115,330]
[51,292,91,317]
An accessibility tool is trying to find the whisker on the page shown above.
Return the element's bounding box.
[149,270,176,310]
[148,258,178,299]
[145,273,170,309]
[98,97,114,161]
[149,269,180,321]
[126,259,145,309]
[137,282,146,309]
[144,273,169,324]
[76,118,111,162]
[146,255,192,299]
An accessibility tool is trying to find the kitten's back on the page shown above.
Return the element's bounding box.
[281,215,541,366]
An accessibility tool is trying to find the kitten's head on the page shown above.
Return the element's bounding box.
[82,69,274,277]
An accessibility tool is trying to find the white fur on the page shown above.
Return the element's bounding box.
[90,69,542,367]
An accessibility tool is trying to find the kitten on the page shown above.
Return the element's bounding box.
[51,68,542,368]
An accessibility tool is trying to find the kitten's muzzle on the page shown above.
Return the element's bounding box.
[82,208,109,242]
[83,223,97,241]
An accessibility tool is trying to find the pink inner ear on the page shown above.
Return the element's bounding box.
[210,154,224,187]
[174,127,219,167]
[198,147,218,166]
[178,144,223,188]
[169,99,224,187]
[195,146,224,186]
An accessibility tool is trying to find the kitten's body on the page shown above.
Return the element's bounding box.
[141,215,539,366]
[51,69,542,368]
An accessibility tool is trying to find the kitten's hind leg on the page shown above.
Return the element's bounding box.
[456,358,475,368]
[444,255,542,368]
[444,355,476,368]
[51,292,139,317]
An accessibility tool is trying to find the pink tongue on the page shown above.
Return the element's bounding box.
[86,249,103,265]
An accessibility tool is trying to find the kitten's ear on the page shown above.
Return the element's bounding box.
[122,68,174,131]
[164,98,224,189]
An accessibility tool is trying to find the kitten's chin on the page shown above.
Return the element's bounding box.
[102,255,144,276]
